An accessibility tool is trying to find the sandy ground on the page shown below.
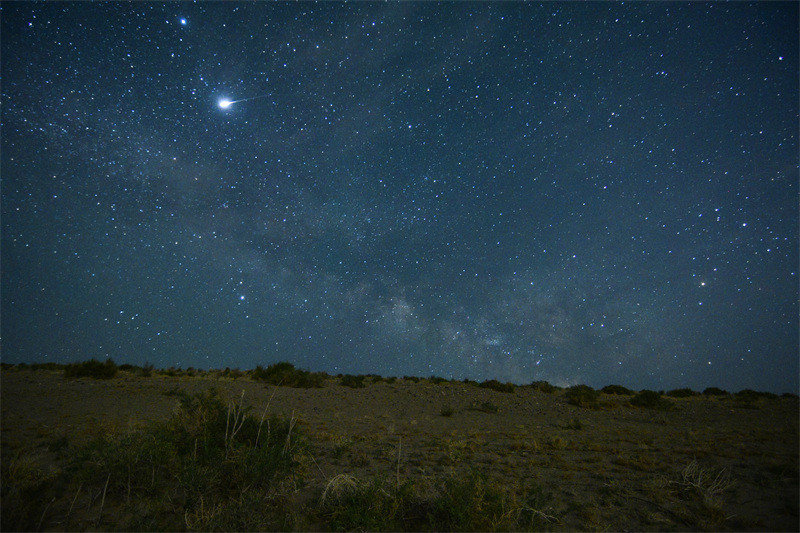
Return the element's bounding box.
[2,369,798,531]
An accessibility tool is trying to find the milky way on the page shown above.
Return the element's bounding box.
[1,2,797,391]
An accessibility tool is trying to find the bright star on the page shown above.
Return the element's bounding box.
[218,98,233,109]
[180,18,187,25]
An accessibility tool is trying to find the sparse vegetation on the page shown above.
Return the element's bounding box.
[315,471,556,531]
[479,379,516,393]
[564,384,600,408]
[2,364,795,531]
[530,380,557,393]
[250,362,325,388]
[340,374,366,388]
[1,390,301,531]
[63,358,118,380]
[428,375,448,384]
[630,390,674,410]
[601,384,633,395]
[666,388,697,397]
[703,387,729,396]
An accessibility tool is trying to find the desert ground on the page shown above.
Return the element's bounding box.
[1,366,798,531]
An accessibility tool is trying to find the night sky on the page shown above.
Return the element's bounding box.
[2,2,797,392]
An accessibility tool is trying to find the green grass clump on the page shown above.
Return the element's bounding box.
[479,380,516,393]
[63,358,118,380]
[2,390,301,531]
[250,362,325,388]
[600,384,633,395]
[666,388,697,397]
[630,390,674,410]
[564,385,600,408]
[315,472,555,531]
[340,374,366,388]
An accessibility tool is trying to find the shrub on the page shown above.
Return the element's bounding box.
[428,376,448,384]
[666,388,697,397]
[703,387,728,396]
[63,358,117,380]
[601,384,633,395]
[736,389,777,401]
[530,380,556,393]
[140,362,154,377]
[250,362,325,388]
[340,375,365,388]
[564,385,599,408]
[630,390,673,410]
[4,390,301,531]
[782,392,799,400]
[440,406,454,417]
[479,379,516,393]
[403,375,420,383]
[315,471,554,531]
[384,376,396,384]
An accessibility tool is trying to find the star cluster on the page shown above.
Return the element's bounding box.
[1,2,797,391]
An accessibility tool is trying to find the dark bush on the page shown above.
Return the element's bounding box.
[250,362,324,388]
[63,358,117,380]
[666,388,697,397]
[479,380,516,393]
[736,389,778,402]
[630,390,673,410]
[564,385,599,407]
[440,406,454,417]
[140,362,154,377]
[403,376,420,383]
[340,374,366,388]
[53,390,299,531]
[429,376,448,384]
[601,384,633,395]
[530,381,557,393]
[384,376,396,384]
[782,392,799,399]
[703,387,729,396]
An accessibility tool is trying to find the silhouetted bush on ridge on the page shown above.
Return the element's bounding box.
[630,390,674,410]
[600,384,633,395]
[703,387,729,396]
[666,388,697,397]
[564,385,600,408]
[340,374,366,388]
[530,380,557,393]
[63,358,117,380]
[250,362,325,388]
[479,379,516,393]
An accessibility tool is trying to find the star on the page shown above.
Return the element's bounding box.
[218,99,233,109]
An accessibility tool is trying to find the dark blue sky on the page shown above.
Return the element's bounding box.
[2,2,797,392]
